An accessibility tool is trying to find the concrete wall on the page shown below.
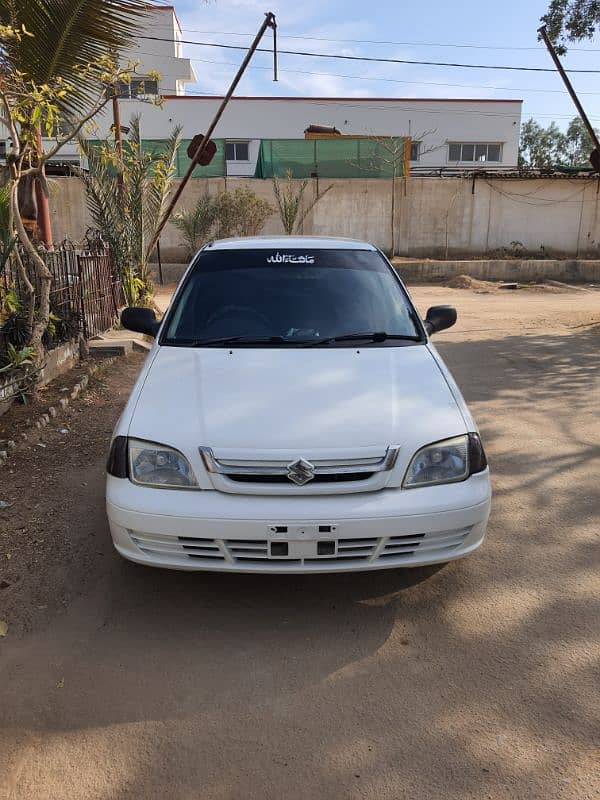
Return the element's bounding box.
[48,175,600,262]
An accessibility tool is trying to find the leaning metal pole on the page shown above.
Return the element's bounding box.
[146,11,278,259]
[538,26,600,155]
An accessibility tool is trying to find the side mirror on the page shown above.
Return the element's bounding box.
[424,305,457,335]
[121,307,160,337]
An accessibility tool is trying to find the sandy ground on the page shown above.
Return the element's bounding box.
[0,287,599,800]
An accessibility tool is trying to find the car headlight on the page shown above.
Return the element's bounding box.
[403,433,487,488]
[128,438,198,488]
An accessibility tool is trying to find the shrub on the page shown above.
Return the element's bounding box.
[173,187,273,253]
[172,193,218,257]
[272,171,333,235]
[226,186,273,237]
[214,187,273,239]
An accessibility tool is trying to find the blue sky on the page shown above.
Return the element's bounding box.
[172,0,600,129]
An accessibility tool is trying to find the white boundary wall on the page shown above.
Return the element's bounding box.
[50,176,600,261]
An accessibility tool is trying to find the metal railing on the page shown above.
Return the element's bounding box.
[0,240,124,364]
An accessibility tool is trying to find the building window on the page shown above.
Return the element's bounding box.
[448,142,502,163]
[0,140,6,159]
[225,141,250,162]
[114,77,159,98]
[410,141,420,161]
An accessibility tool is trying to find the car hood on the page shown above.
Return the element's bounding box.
[128,345,467,460]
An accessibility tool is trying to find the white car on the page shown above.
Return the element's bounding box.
[107,236,491,573]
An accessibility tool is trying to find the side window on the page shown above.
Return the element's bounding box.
[448,143,462,161]
[448,143,503,163]
[225,141,250,161]
[113,78,158,98]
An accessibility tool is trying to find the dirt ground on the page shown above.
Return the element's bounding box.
[1,286,599,800]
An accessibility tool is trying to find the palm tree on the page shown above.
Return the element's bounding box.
[0,0,147,114]
[80,116,182,304]
[0,0,148,243]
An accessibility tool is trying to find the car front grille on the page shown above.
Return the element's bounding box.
[129,527,472,568]
[226,472,374,484]
[198,446,400,495]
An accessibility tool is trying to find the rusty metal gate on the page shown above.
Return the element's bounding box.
[1,244,124,363]
[76,250,125,339]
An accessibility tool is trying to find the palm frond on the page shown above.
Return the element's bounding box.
[1,0,148,115]
[123,116,145,266]
[172,193,218,256]
[142,123,182,259]
[79,135,131,271]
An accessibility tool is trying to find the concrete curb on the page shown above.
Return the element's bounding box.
[0,356,117,469]
[393,258,600,284]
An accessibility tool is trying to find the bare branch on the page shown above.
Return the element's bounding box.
[297,183,333,230]
[411,129,445,157]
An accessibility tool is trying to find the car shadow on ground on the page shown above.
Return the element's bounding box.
[2,329,599,800]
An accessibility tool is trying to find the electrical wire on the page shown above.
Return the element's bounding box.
[175,27,600,53]
[484,180,591,205]
[128,48,600,100]
[137,34,600,74]
[177,54,600,97]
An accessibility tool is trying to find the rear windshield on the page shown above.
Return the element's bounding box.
[161,248,423,346]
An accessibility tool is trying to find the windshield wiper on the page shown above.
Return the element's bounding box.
[303,331,421,347]
[189,335,288,347]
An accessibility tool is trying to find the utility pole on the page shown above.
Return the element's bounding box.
[146,11,278,258]
[112,81,125,190]
[35,127,53,247]
[538,26,600,169]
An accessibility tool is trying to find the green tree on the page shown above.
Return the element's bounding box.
[563,117,598,166]
[541,1,600,53]
[519,117,600,169]
[214,187,274,239]
[518,119,565,169]
[80,116,182,305]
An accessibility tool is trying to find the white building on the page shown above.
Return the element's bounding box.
[99,94,522,175]
[114,4,195,96]
[1,4,523,175]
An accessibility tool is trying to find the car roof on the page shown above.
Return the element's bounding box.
[204,236,378,251]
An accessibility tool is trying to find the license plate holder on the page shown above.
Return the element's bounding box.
[268,523,337,538]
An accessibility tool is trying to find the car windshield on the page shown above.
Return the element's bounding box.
[162,248,423,346]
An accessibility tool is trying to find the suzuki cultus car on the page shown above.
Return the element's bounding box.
[107,237,491,572]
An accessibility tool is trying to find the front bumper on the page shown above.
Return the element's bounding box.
[106,471,491,573]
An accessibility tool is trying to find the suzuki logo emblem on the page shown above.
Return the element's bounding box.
[287,458,315,486]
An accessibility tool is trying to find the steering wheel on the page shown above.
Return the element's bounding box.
[204,305,271,332]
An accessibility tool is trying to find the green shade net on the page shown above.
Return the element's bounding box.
[85,139,227,177]
[255,138,408,178]
[176,138,226,178]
